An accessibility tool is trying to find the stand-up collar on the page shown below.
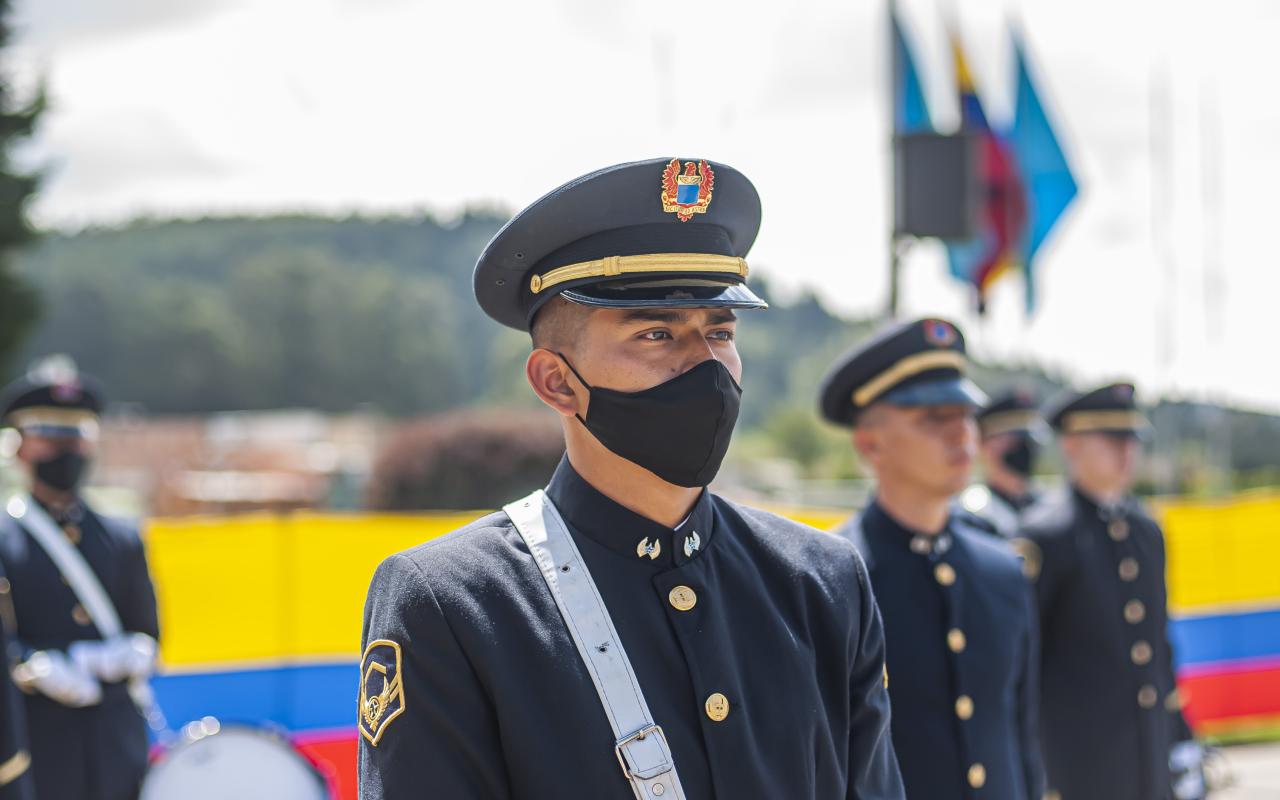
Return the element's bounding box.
[544,456,716,569]
[1070,484,1131,520]
[863,498,954,557]
[31,495,85,526]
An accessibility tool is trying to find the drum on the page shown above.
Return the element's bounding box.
[141,723,329,800]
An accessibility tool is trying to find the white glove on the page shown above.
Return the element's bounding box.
[12,649,103,707]
[69,633,158,683]
[1170,741,1207,800]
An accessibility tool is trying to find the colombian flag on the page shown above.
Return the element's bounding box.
[944,31,1027,310]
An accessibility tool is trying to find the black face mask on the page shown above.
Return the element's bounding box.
[34,450,90,492]
[1000,434,1038,478]
[559,355,742,488]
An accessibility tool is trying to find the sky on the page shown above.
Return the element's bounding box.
[6,0,1280,412]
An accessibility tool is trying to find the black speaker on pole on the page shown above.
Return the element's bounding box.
[893,132,980,240]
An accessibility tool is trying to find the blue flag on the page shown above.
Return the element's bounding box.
[892,10,932,134]
[1008,32,1078,310]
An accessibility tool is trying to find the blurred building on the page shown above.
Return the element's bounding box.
[88,410,390,516]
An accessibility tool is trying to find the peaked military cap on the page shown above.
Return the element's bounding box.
[976,389,1044,439]
[0,357,103,438]
[1045,381,1148,437]
[473,157,768,331]
[818,317,987,427]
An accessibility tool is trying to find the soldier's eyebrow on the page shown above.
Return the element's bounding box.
[620,309,684,324]
[618,309,738,326]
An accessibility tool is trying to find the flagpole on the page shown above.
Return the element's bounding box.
[887,0,901,321]
[1200,77,1230,495]
[1149,61,1177,495]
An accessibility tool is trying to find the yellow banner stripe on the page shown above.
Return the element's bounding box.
[143,492,1280,667]
[147,512,478,667]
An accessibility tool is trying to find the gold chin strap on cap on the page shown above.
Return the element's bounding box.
[1060,410,1149,434]
[529,253,749,294]
[853,350,967,408]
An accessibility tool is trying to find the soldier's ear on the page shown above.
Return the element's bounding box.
[525,348,582,418]
[851,425,879,465]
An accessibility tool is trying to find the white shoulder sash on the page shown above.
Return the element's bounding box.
[503,491,685,800]
[5,495,122,638]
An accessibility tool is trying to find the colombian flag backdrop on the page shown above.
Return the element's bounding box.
[142,495,1280,798]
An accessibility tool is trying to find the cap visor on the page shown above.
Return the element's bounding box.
[881,377,988,409]
[559,278,768,312]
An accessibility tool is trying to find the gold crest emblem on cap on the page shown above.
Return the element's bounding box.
[359,639,406,746]
[661,158,715,221]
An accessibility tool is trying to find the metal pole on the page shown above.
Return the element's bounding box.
[1200,77,1230,495]
[887,0,900,321]
[888,236,900,319]
[1149,62,1177,495]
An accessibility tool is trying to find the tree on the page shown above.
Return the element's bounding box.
[365,408,565,510]
[0,0,43,371]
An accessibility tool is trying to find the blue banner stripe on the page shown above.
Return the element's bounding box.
[1172,608,1280,667]
[152,661,357,733]
[146,608,1280,736]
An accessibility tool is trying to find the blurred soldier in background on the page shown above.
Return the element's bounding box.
[960,389,1044,538]
[1015,383,1205,800]
[0,358,160,800]
[0,557,35,800]
[819,318,1045,800]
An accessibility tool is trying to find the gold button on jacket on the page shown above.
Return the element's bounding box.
[71,604,92,626]
[968,763,986,788]
[934,563,956,586]
[1137,685,1158,709]
[1118,558,1140,581]
[668,586,697,612]
[1108,519,1129,541]
[704,692,730,722]
[1124,600,1146,624]
[1131,640,1153,665]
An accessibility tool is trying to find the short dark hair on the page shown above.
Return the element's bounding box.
[854,402,891,429]
[530,297,594,351]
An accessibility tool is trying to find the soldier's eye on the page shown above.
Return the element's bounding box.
[708,329,735,341]
[640,330,673,341]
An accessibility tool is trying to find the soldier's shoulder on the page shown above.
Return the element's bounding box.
[952,506,1001,537]
[1125,497,1163,529]
[92,510,143,545]
[954,522,1025,586]
[1017,487,1078,541]
[713,498,869,586]
[373,511,527,593]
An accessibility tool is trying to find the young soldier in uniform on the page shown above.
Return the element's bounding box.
[0,361,160,800]
[819,319,1045,800]
[1014,383,1204,800]
[959,390,1044,538]
[0,557,35,800]
[358,158,905,799]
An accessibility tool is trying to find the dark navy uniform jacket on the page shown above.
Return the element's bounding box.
[359,457,905,799]
[1016,487,1193,800]
[0,559,35,800]
[0,499,159,800]
[838,501,1045,800]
